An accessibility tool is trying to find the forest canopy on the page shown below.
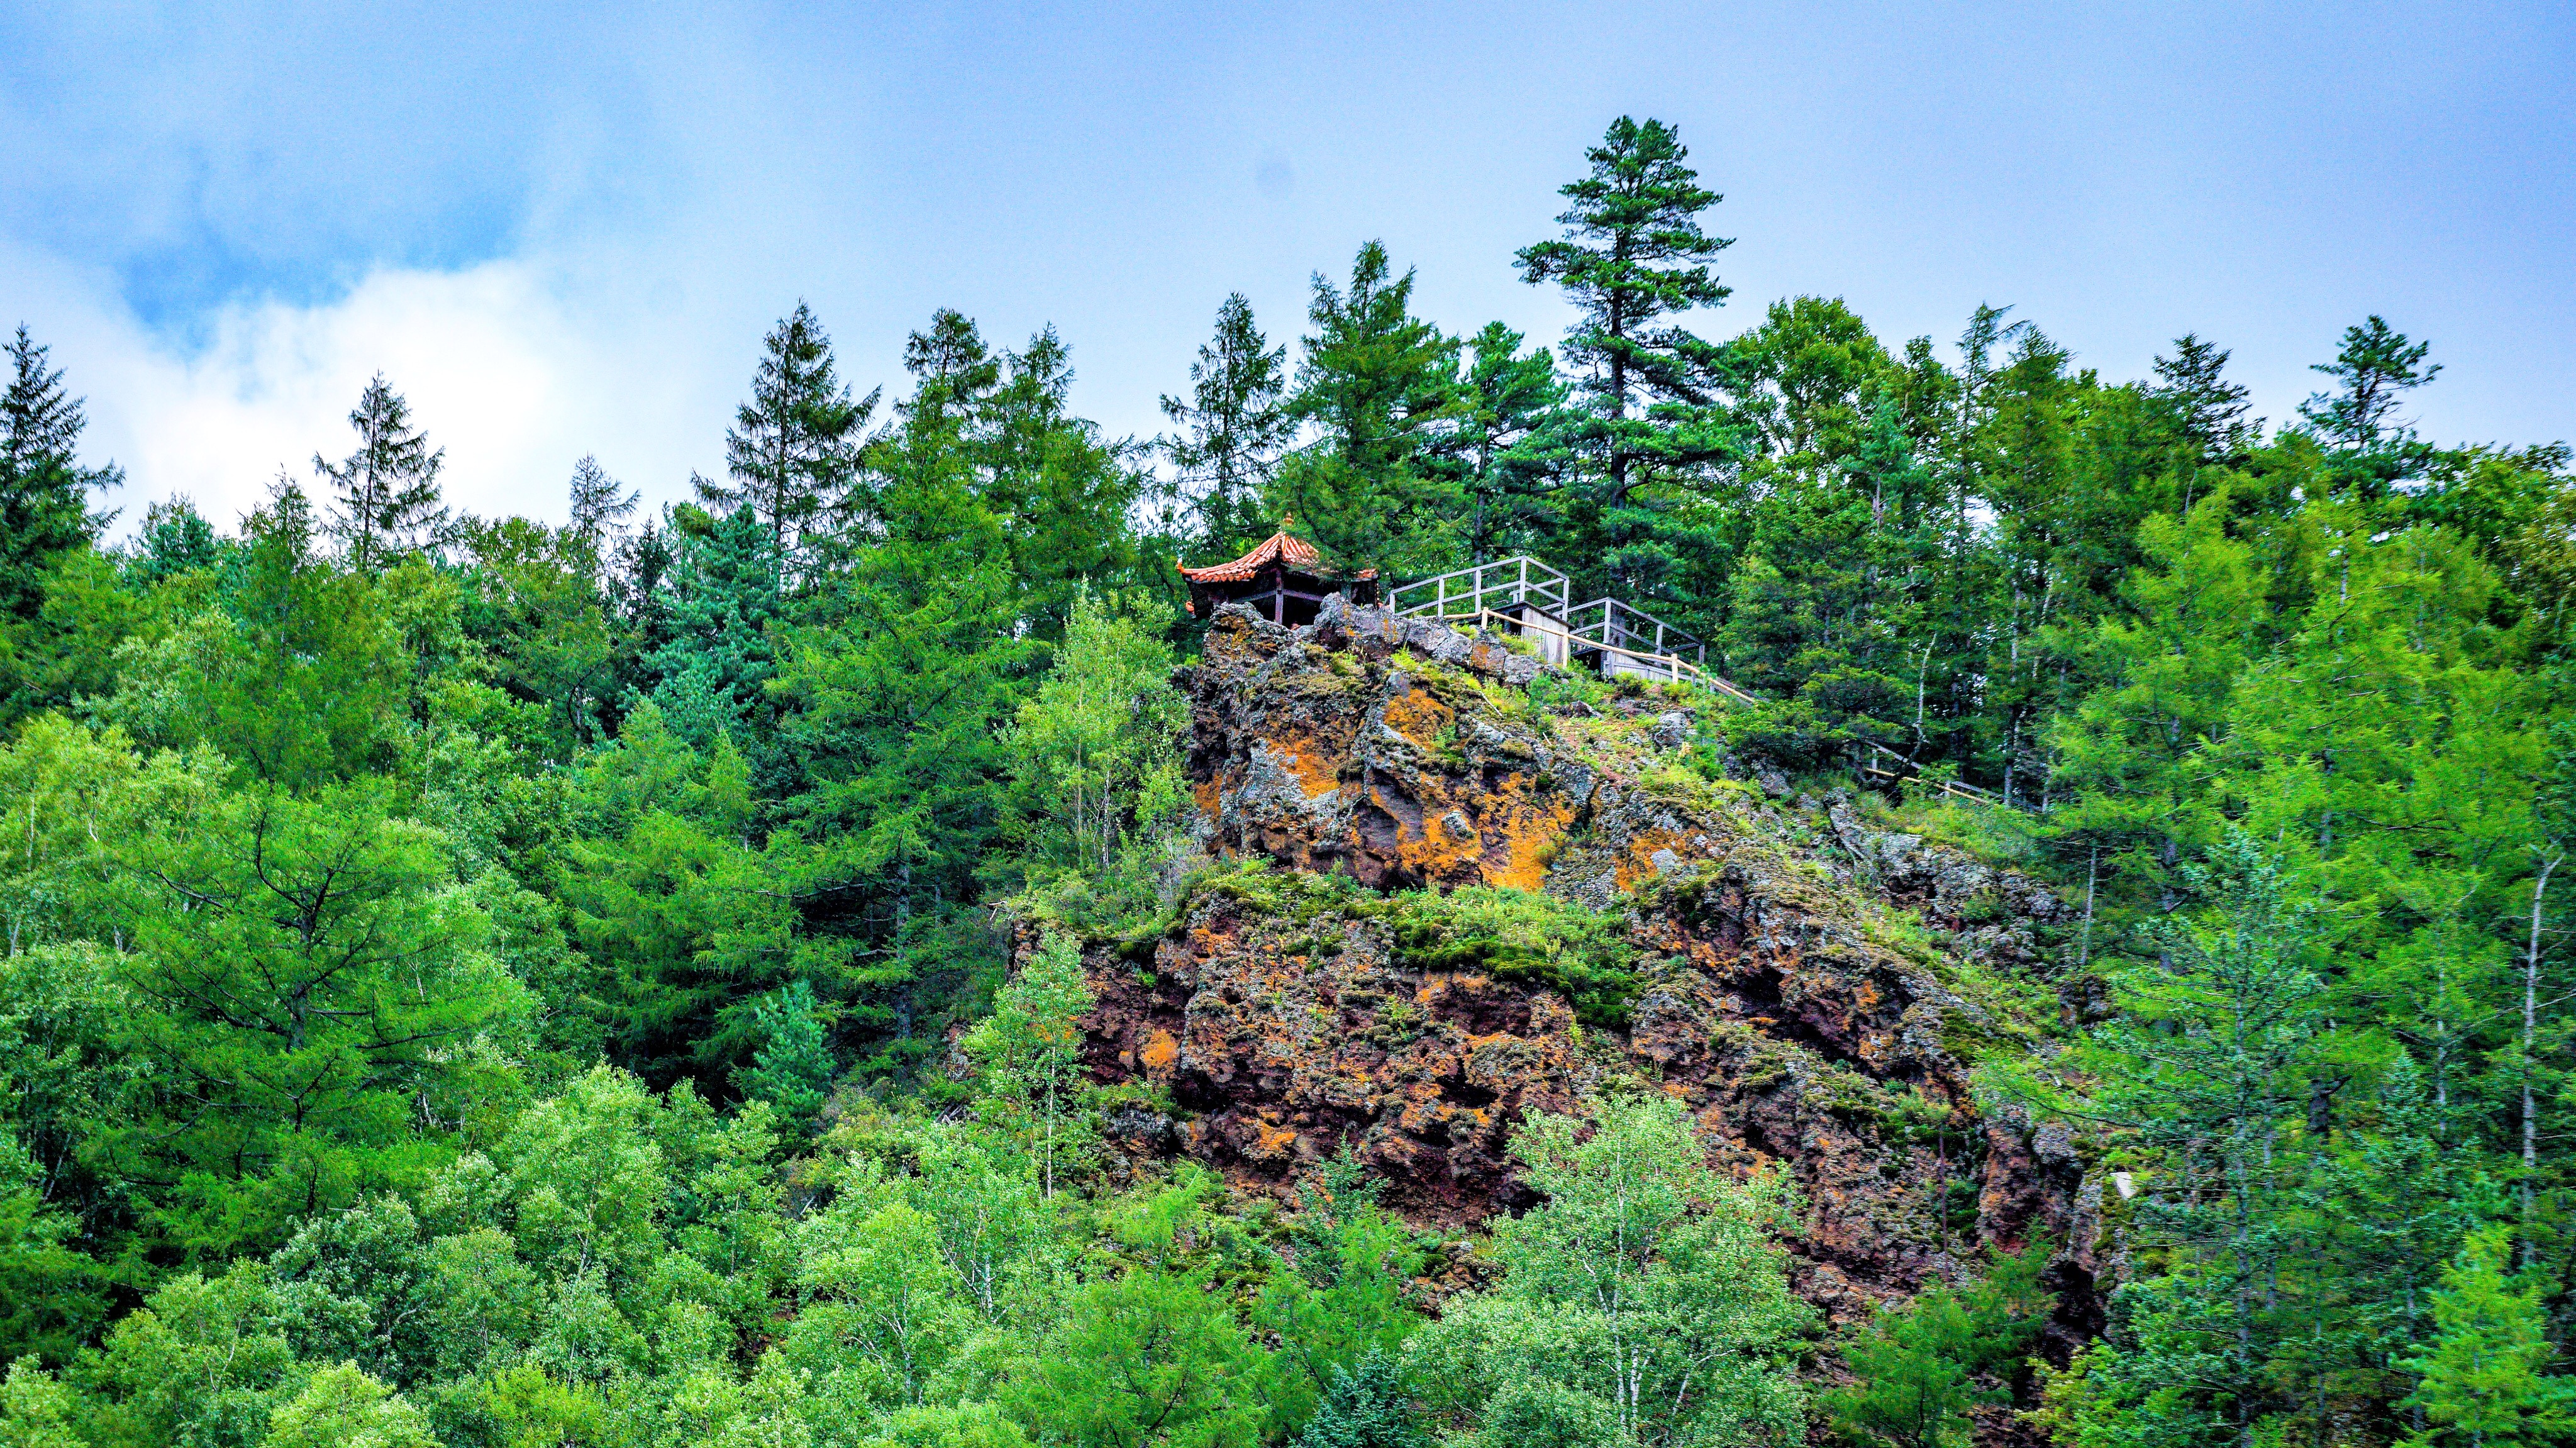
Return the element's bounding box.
[1,115,2573,1448]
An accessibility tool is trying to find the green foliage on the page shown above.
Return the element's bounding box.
[699,302,875,568]
[1253,1198,1423,1435]
[0,326,116,649]
[1269,241,1468,575]
[1163,294,1294,556]
[2396,1227,2576,1448]
[1411,1093,1811,1448]
[962,933,1096,1199]
[1005,1267,1267,1448]
[1291,1351,1421,1448]
[1004,590,1189,883]
[1823,1244,2054,1448]
[740,981,837,1123]
[2026,837,2343,1448]
[1516,116,1738,616]
[1383,887,1634,1026]
[313,375,448,576]
[112,781,523,1256]
[265,1363,436,1448]
[7,124,2576,1448]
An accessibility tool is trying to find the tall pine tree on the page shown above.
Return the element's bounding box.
[1163,294,1293,558]
[0,326,117,619]
[697,302,876,570]
[313,374,447,574]
[1270,241,1467,574]
[1516,118,1740,614]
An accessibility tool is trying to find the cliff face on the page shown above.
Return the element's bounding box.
[1073,599,2104,1344]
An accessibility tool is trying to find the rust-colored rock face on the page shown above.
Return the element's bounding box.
[1080,600,2101,1348]
[1083,890,1594,1224]
[1185,600,1583,892]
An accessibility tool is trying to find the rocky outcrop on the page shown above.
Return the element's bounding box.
[1080,887,1596,1224]
[1076,600,2100,1343]
[1184,599,1580,892]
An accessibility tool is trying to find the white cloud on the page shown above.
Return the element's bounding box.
[7,240,738,538]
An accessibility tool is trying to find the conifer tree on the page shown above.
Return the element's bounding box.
[2303,316,2440,453]
[1449,321,1572,565]
[977,326,1145,639]
[699,302,875,566]
[1296,1351,1424,1448]
[2401,1227,2576,1448]
[644,504,783,751]
[1823,1248,2051,1448]
[131,498,223,583]
[314,373,447,573]
[1163,294,1293,556]
[772,371,1030,1069]
[1516,118,1739,612]
[2152,334,2255,466]
[738,980,835,1122]
[565,454,638,562]
[901,307,1001,415]
[2301,316,2441,498]
[0,326,117,619]
[2053,836,2334,1448]
[1270,241,1467,573]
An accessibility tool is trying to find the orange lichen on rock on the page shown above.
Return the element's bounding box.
[1614,826,1694,890]
[1188,605,1589,892]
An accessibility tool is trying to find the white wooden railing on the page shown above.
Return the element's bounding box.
[1387,556,1573,622]
[1565,596,1707,670]
[1392,560,2025,812]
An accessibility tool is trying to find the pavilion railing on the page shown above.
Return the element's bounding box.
[1387,556,1573,624]
[1564,596,1706,671]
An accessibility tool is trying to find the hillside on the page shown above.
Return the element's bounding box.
[1057,599,2102,1344]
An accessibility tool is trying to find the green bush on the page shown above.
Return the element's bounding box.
[1384,888,1636,1027]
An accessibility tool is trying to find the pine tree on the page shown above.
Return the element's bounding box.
[1270,241,1467,573]
[0,326,116,619]
[2151,334,2255,467]
[131,498,223,583]
[1297,1351,1425,1448]
[314,373,447,574]
[2401,1227,2576,1448]
[2301,316,2441,499]
[1823,1248,2052,1448]
[2303,316,2439,453]
[1163,294,1294,556]
[901,307,1001,416]
[565,454,638,563]
[977,326,1145,639]
[771,380,1031,1070]
[1515,117,1740,611]
[738,980,835,1122]
[2054,835,2334,1448]
[698,302,876,566]
[644,504,784,751]
[1449,321,1572,565]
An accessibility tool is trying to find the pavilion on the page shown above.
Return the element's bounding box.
[1178,526,1379,625]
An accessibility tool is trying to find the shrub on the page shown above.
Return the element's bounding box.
[1384,888,1635,1027]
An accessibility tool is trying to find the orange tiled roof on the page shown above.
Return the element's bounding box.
[1178,530,1376,583]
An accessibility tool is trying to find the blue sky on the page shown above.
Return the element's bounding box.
[4,1,2570,528]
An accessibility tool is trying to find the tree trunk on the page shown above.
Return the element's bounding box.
[2524,851,2558,1267]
